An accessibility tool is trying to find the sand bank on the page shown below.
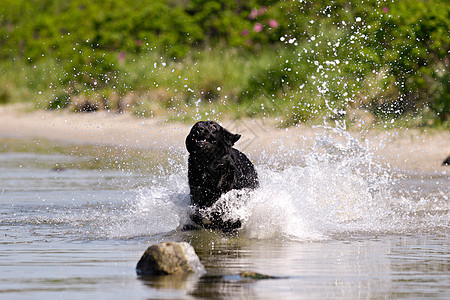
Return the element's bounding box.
[0,104,448,174]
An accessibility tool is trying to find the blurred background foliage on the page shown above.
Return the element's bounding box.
[0,0,448,128]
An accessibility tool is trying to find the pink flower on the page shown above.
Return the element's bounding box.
[269,19,279,28]
[253,23,263,33]
[249,6,267,20]
[249,8,258,20]
[241,29,249,36]
[118,51,126,63]
[382,7,389,13]
[259,6,267,16]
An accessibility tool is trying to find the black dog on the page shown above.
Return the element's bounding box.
[186,121,258,231]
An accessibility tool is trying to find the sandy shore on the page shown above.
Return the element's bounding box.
[1,104,449,174]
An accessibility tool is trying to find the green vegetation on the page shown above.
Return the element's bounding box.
[0,0,448,128]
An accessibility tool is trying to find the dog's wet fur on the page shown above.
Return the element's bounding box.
[186,121,258,231]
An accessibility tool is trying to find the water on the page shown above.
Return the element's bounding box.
[0,133,449,299]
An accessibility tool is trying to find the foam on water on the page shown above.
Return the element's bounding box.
[92,126,448,241]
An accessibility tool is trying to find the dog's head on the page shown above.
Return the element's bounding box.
[186,121,241,156]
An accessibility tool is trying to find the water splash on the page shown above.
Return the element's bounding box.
[89,126,447,241]
[197,126,391,241]
[90,173,191,239]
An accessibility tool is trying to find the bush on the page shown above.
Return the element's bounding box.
[0,0,448,127]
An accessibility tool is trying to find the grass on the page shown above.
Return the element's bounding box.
[1,45,448,131]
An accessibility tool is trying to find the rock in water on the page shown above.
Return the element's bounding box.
[240,271,276,280]
[136,242,206,276]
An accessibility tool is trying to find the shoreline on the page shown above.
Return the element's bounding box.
[1,104,449,175]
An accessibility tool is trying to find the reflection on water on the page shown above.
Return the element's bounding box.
[389,236,450,298]
[0,139,448,299]
[137,234,450,299]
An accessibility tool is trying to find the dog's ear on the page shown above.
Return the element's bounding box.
[186,132,195,153]
[222,128,241,147]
